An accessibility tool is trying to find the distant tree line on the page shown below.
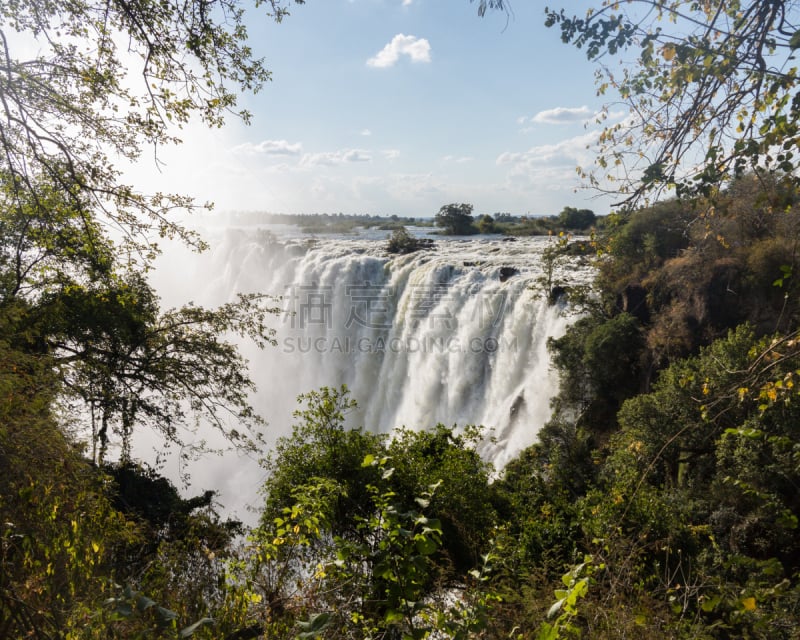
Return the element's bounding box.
[433,203,598,236]
[230,206,599,237]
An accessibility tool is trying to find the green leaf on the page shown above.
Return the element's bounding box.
[375,562,394,580]
[790,30,800,50]
[180,618,215,637]
[700,595,721,613]
[547,598,565,619]
[425,517,442,533]
[723,427,764,439]
[384,610,404,625]
[415,535,438,556]
[134,594,157,612]
[536,622,558,640]
[155,606,179,625]
[297,612,332,638]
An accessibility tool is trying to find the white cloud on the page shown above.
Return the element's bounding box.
[343,149,372,163]
[367,34,431,68]
[605,109,628,122]
[491,130,622,211]
[497,130,599,168]
[299,148,373,167]
[442,154,474,164]
[519,107,627,131]
[360,128,372,136]
[521,106,592,125]
[299,152,338,167]
[402,0,413,5]
[231,139,303,155]
[383,149,401,160]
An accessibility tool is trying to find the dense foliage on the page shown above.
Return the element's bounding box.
[0,0,292,636]
[435,203,479,236]
[518,180,800,637]
[385,227,435,254]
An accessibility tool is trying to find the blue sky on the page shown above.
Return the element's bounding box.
[134,1,621,218]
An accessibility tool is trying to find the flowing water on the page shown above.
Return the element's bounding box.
[152,226,595,520]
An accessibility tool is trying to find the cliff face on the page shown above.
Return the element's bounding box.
[597,178,800,375]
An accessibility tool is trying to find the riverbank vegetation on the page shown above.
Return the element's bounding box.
[226,207,599,237]
[493,173,800,638]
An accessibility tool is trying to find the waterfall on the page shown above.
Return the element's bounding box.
[151,226,594,519]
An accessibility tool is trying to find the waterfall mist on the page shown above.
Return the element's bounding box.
[149,227,594,522]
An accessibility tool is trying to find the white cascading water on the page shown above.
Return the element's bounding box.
[152,226,594,520]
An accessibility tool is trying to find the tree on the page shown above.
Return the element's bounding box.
[248,464,496,640]
[248,387,500,639]
[385,226,434,254]
[0,0,304,256]
[469,0,509,18]
[557,207,595,230]
[544,1,800,207]
[476,213,497,234]
[259,387,498,599]
[386,425,497,572]
[435,203,477,235]
[260,386,386,540]
[0,343,134,639]
[0,1,297,458]
[0,172,279,463]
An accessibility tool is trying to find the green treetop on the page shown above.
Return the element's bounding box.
[435,203,478,235]
[544,1,800,207]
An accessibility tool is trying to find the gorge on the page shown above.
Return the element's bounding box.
[152,226,595,518]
